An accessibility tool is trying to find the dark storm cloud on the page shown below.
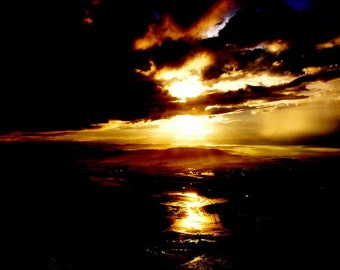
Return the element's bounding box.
[133,38,194,68]
[158,81,308,117]
[2,0,339,135]
[218,3,339,47]
[145,67,340,120]
[133,0,339,80]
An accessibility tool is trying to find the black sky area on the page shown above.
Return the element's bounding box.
[2,0,340,139]
[3,1,153,132]
[3,0,218,133]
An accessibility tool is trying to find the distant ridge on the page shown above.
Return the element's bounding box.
[151,147,232,160]
[94,146,249,173]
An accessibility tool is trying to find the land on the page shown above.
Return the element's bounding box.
[1,141,337,269]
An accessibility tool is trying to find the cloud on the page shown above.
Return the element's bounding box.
[2,0,340,146]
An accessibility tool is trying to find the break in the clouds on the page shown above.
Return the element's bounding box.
[2,0,340,146]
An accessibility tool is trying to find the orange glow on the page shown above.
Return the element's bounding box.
[155,52,213,100]
[263,39,290,55]
[316,36,340,49]
[194,0,237,39]
[133,0,236,50]
[133,15,184,50]
[82,9,94,26]
[150,57,295,102]
[163,191,228,236]
[213,72,295,91]
[82,17,94,26]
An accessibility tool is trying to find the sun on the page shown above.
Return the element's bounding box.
[158,115,213,144]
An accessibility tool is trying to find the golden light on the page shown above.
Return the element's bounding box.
[154,52,213,100]
[166,79,205,100]
[316,36,340,49]
[132,0,237,50]
[163,192,228,236]
[133,15,184,50]
[190,0,237,39]
[262,39,290,55]
[181,195,206,232]
[213,72,296,90]
[157,115,213,144]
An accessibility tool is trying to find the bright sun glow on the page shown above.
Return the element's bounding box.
[158,115,213,144]
[154,52,213,100]
[167,78,206,100]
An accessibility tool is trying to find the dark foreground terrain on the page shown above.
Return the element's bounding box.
[1,141,337,270]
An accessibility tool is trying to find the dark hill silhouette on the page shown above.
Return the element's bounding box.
[153,147,231,160]
[124,146,241,161]
[95,146,251,174]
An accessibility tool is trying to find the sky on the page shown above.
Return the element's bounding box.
[2,0,340,146]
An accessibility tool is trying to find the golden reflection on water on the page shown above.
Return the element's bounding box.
[163,191,228,236]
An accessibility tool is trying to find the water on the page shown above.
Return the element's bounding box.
[145,191,233,269]
[162,191,228,236]
[1,141,336,270]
